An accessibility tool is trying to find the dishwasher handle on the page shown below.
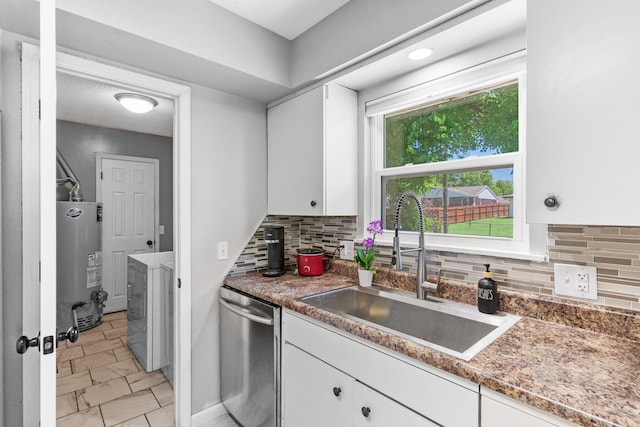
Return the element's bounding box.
[220,297,274,326]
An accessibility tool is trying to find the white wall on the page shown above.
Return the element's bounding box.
[189,85,267,411]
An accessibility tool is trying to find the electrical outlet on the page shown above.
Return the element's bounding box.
[218,241,228,260]
[576,272,589,292]
[340,240,354,260]
[554,264,597,300]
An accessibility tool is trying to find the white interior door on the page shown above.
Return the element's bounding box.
[99,156,158,313]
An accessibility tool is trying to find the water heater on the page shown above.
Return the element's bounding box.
[57,201,108,332]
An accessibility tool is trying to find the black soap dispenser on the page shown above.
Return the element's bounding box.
[478,264,498,314]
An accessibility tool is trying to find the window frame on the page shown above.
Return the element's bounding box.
[365,55,547,260]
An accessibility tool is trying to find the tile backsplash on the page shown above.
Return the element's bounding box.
[228,216,356,276]
[229,217,640,311]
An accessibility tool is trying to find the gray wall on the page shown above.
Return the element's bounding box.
[189,84,267,411]
[57,120,174,252]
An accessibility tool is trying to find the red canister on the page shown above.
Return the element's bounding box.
[295,248,328,276]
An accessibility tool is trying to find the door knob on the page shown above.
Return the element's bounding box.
[57,326,79,345]
[361,406,371,418]
[146,240,153,247]
[333,386,342,397]
[16,334,39,354]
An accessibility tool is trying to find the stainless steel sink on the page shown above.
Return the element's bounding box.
[300,285,520,361]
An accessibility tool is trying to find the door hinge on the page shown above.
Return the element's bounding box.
[100,171,103,180]
[38,99,41,120]
[178,278,182,289]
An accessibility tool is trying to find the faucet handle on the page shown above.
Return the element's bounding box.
[420,281,438,293]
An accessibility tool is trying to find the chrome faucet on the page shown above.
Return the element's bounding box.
[391,191,437,299]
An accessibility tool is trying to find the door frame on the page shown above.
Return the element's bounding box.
[97,154,161,313]
[21,44,192,425]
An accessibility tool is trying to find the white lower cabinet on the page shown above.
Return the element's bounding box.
[283,343,436,427]
[282,310,478,426]
[480,388,578,427]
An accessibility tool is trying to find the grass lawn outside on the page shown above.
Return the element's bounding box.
[446,217,513,238]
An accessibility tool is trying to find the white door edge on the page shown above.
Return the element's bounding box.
[21,42,192,426]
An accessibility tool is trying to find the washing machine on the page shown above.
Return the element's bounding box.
[127,251,174,372]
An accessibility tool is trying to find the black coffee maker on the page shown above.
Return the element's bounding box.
[263,226,286,277]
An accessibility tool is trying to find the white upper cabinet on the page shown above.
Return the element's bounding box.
[267,83,357,216]
[526,0,640,225]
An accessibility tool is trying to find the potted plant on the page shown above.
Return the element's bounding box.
[354,220,383,287]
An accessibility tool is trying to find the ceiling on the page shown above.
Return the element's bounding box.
[206,0,350,40]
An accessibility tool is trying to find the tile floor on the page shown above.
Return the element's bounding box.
[56,311,175,427]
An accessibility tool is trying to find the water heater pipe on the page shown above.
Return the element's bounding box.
[56,147,84,201]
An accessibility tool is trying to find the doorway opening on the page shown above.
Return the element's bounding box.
[21,43,192,425]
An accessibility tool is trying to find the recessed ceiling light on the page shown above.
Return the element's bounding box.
[114,93,158,114]
[408,48,433,61]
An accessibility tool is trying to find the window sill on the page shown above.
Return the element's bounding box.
[355,233,548,263]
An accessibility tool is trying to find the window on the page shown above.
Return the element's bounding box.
[366,56,545,259]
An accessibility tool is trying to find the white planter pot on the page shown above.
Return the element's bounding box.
[358,269,374,287]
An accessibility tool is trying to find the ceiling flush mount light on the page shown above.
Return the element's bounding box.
[408,47,433,61]
[114,93,159,114]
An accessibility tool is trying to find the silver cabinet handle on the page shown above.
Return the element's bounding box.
[220,297,274,326]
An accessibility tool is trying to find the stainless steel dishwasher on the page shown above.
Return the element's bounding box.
[219,285,280,427]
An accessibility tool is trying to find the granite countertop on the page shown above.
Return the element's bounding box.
[224,262,640,426]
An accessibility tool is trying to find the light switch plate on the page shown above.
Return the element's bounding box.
[218,241,229,260]
[553,264,597,300]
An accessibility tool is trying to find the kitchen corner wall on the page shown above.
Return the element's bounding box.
[231,217,640,311]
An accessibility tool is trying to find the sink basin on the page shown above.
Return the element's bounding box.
[300,285,520,361]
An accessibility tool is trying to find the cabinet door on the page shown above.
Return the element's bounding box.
[482,396,554,427]
[354,382,437,427]
[282,343,354,427]
[481,388,577,427]
[527,0,640,225]
[324,83,358,215]
[267,87,324,215]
